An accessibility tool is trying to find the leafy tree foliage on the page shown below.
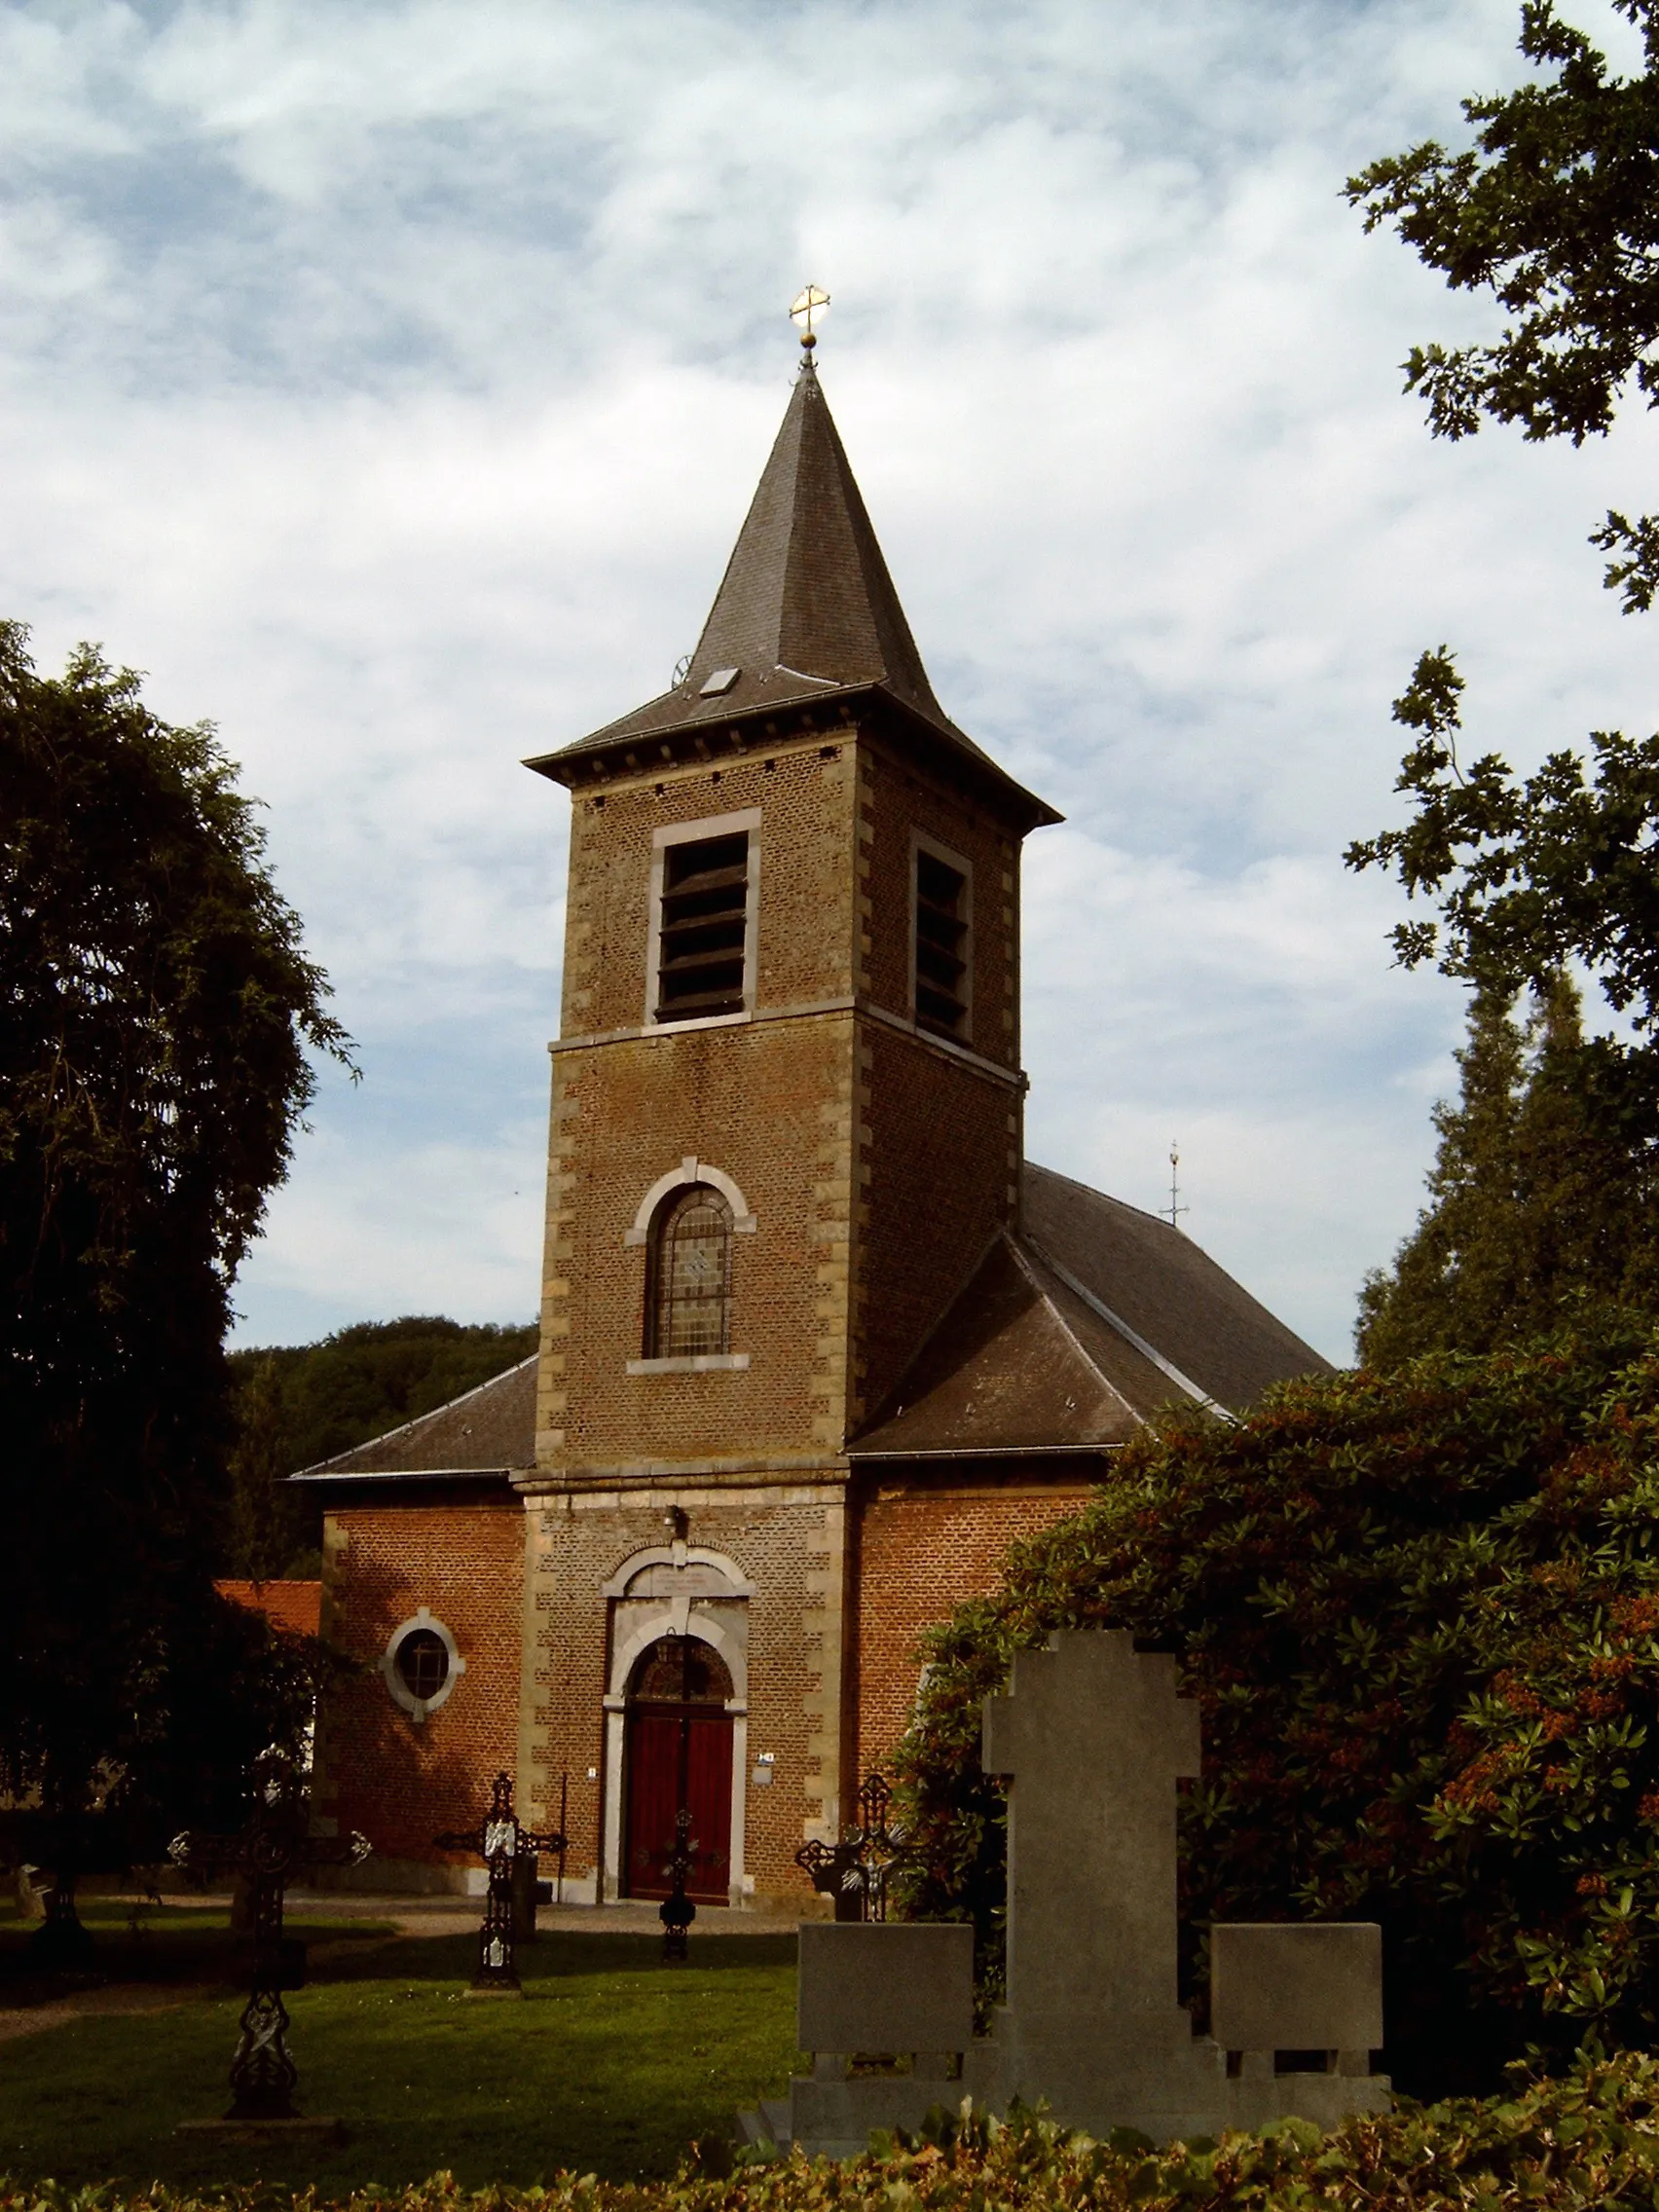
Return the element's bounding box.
[1346,647,1659,1152]
[1345,12,1659,1203]
[1358,976,1658,1362]
[1346,0,1659,613]
[223,1316,538,1578]
[894,1323,1659,2092]
[0,624,348,1841]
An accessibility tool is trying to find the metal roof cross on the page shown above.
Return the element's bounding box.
[790,284,830,351]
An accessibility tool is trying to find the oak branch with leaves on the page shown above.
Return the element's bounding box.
[1346,647,1659,1135]
[1346,0,1659,611]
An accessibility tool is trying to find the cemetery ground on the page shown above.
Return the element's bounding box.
[0,1891,799,2192]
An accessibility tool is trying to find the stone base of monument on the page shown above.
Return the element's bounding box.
[759,1635,1394,2160]
[175,2117,349,2146]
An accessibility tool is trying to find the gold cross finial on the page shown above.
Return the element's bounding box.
[790,283,830,352]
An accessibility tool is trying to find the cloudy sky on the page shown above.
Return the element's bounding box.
[6,0,1658,1363]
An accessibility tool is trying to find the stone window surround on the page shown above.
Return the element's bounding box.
[909,826,975,1044]
[598,1542,754,1906]
[644,807,763,1033]
[380,1604,465,1725]
[624,1158,756,1376]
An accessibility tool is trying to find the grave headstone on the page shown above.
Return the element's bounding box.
[960,1631,1228,2138]
[759,1631,1390,2156]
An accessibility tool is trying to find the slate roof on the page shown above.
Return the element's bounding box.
[847,1162,1334,1458]
[290,1355,537,1481]
[284,1169,1330,1483]
[524,361,1060,832]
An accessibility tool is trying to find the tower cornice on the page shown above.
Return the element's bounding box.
[527,684,1061,837]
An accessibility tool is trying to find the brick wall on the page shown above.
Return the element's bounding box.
[521,1489,840,1903]
[539,719,1036,1472]
[540,1015,854,1467]
[856,738,1022,1071]
[851,1476,1098,1778]
[314,1498,526,1870]
[853,1021,1019,1426]
[560,738,857,1039]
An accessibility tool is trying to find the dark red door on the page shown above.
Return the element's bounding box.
[623,1705,733,1901]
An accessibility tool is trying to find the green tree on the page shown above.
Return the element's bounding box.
[1346,648,1659,1148]
[1345,9,1659,1161]
[222,1316,538,1578]
[1345,0,1659,613]
[225,1355,312,1581]
[0,624,350,1849]
[1358,975,1654,1362]
[893,1321,1659,2094]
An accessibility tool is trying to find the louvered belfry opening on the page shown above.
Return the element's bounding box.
[914,847,969,1036]
[655,830,751,1021]
[646,1184,734,1358]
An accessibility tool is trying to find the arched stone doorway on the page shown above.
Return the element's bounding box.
[621,1635,735,1902]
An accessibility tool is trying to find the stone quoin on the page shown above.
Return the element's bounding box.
[293,335,1331,1909]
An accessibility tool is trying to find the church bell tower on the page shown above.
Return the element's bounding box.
[525,343,1059,1476]
[515,319,1059,1899]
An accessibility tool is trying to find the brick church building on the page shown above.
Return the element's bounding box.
[297,343,1328,1908]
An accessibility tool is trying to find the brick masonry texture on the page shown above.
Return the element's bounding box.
[521,1491,831,1900]
[851,1479,1098,1775]
[539,723,1030,1469]
[315,1500,527,1868]
[856,739,1021,1070]
[320,689,1096,1891]
[542,1018,855,1467]
[560,741,857,1041]
[854,1021,1018,1428]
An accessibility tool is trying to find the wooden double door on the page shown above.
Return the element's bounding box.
[621,1636,734,1903]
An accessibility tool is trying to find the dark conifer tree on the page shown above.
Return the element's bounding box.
[1359,976,1654,1364]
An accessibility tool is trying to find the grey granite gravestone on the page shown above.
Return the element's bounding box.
[1210,1923,1383,2062]
[753,1630,1389,2156]
[784,1923,978,2153]
[960,1631,1230,2139]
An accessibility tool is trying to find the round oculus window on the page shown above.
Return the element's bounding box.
[394,1628,450,1703]
[380,1607,464,1720]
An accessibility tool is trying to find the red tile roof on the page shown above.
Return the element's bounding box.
[215,1578,322,1639]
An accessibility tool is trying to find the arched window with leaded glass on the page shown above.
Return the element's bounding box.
[645,1183,733,1358]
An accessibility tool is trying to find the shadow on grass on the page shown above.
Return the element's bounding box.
[321,1930,796,1986]
[0,1919,801,2193]
[0,1899,395,2007]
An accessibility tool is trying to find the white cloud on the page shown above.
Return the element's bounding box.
[2,0,1651,1359]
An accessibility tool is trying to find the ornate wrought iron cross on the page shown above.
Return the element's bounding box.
[794,1772,920,1923]
[434,1772,566,1994]
[659,1805,696,1961]
[168,1751,371,2120]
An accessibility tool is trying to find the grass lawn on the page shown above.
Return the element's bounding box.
[0,1899,800,2194]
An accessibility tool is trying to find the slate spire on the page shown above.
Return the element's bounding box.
[682,355,946,725]
[529,347,1060,832]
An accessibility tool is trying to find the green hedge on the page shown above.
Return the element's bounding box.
[8,2053,1659,2212]
[889,1323,1659,2092]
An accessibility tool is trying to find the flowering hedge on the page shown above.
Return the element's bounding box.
[8,2050,1659,2212]
[889,1321,1659,2092]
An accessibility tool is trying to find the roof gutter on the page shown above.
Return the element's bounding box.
[287,1466,516,1486]
[847,1441,1123,1462]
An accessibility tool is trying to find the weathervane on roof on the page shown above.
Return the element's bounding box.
[1164,1142,1189,1233]
[790,284,830,357]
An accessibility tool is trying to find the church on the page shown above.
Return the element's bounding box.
[296,328,1328,1910]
